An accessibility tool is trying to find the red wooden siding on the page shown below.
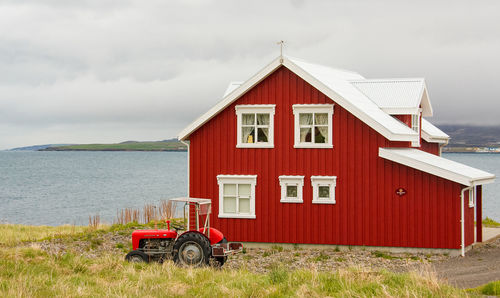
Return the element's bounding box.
[420,140,440,155]
[189,66,468,249]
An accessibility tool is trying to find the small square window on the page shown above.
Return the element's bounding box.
[311,176,337,204]
[279,176,304,203]
[318,186,330,198]
[286,185,298,198]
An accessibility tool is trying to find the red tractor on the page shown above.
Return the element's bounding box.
[125,197,242,266]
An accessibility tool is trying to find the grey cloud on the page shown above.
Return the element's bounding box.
[0,0,499,149]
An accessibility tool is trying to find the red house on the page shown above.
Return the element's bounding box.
[178,56,495,256]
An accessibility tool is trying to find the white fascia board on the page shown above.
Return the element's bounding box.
[421,130,449,144]
[379,148,495,186]
[178,57,282,141]
[283,59,418,142]
[381,107,421,115]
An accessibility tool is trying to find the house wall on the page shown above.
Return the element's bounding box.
[188,66,467,249]
[420,140,440,155]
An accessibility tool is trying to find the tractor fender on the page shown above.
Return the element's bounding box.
[197,227,224,245]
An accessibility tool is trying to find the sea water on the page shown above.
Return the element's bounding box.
[0,151,499,225]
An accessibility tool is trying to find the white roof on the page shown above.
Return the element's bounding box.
[178,56,419,142]
[421,118,449,143]
[223,81,244,97]
[350,79,433,117]
[379,148,495,186]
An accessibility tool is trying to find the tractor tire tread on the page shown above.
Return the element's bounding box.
[173,232,211,266]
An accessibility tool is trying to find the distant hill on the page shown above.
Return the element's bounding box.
[439,125,500,147]
[9,144,74,151]
[40,140,187,152]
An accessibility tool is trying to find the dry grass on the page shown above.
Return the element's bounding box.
[0,246,469,298]
[115,200,173,225]
[0,224,472,297]
[0,224,90,246]
[88,214,100,230]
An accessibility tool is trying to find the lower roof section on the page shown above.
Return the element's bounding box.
[379,148,495,187]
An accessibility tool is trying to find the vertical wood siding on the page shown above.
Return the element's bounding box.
[420,140,440,155]
[189,66,465,249]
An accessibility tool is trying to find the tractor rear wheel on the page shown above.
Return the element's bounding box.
[125,250,149,263]
[173,232,210,267]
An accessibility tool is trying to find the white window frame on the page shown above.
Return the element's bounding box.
[216,175,257,219]
[468,188,475,208]
[411,112,421,147]
[311,176,337,204]
[292,104,334,148]
[235,105,275,148]
[278,175,304,203]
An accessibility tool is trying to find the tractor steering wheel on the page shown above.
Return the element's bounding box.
[170,223,184,232]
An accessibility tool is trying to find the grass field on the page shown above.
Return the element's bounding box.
[44,141,186,152]
[0,224,481,297]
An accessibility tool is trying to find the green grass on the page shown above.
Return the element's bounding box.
[0,224,92,246]
[0,247,468,297]
[0,224,476,297]
[483,217,500,227]
[469,280,500,296]
[44,141,186,152]
[310,251,330,262]
[372,250,398,260]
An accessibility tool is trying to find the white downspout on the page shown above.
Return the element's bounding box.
[439,139,449,156]
[460,186,473,257]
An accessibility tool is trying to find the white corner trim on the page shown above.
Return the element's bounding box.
[279,175,304,203]
[292,104,334,148]
[235,105,276,148]
[311,176,337,204]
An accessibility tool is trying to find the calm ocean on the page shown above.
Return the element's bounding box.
[0,151,499,225]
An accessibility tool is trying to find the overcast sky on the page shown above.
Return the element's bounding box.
[1,0,499,149]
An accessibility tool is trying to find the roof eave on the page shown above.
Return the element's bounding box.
[421,130,450,143]
[379,148,495,187]
[282,59,418,142]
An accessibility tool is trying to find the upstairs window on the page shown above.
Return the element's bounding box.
[411,113,420,147]
[235,105,275,148]
[217,175,257,219]
[293,104,334,148]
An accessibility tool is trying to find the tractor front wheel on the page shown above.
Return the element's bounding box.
[125,250,149,263]
[173,232,210,267]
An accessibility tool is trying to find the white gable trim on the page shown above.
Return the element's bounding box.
[178,56,418,142]
[379,148,495,186]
